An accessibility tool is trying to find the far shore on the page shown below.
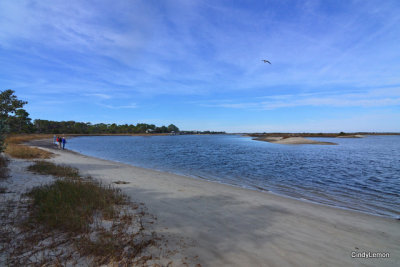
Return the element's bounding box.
[23,138,400,266]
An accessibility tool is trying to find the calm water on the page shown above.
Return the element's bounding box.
[67,135,400,218]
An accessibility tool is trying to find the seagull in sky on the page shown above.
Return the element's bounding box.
[262,59,271,64]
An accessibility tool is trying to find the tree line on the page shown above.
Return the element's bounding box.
[0,89,180,150]
[33,120,179,134]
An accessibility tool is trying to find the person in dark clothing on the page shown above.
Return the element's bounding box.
[62,137,66,150]
[58,136,62,149]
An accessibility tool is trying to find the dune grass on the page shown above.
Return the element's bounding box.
[26,161,127,232]
[27,178,127,232]
[27,160,80,179]
[5,134,53,159]
[16,160,155,265]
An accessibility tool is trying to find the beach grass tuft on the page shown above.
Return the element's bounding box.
[28,160,80,179]
[27,178,127,232]
[26,160,127,232]
[1,147,159,266]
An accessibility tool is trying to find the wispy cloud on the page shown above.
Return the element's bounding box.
[98,103,138,109]
[84,93,112,100]
[202,86,400,110]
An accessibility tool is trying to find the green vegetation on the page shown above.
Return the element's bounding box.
[26,161,126,233]
[0,89,28,152]
[33,120,180,134]
[28,160,80,179]
[27,178,126,232]
[16,160,155,265]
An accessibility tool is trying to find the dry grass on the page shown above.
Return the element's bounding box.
[5,134,53,159]
[5,134,54,144]
[5,145,53,159]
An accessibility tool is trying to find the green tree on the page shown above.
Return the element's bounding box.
[0,89,28,151]
[9,109,33,133]
[0,89,28,121]
[0,120,9,152]
[167,124,179,133]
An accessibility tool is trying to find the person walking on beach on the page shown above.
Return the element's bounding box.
[62,136,66,150]
[58,136,62,149]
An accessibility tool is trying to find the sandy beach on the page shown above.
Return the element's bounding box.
[24,139,400,266]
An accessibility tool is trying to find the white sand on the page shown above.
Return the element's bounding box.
[29,141,399,266]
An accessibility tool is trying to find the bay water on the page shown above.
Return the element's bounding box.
[67,135,400,218]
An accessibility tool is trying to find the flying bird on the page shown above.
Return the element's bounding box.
[262,59,271,64]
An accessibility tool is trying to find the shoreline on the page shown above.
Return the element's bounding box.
[28,139,386,219]
[44,138,398,219]
[26,138,400,266]
[66,148,398,220]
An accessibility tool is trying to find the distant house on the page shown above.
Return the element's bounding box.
[170,131,176,135]
[146,129,154,134]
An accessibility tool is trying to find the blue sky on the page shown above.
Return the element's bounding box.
[0,0,399,132]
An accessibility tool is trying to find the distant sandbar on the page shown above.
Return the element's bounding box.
[253,136,338,145]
